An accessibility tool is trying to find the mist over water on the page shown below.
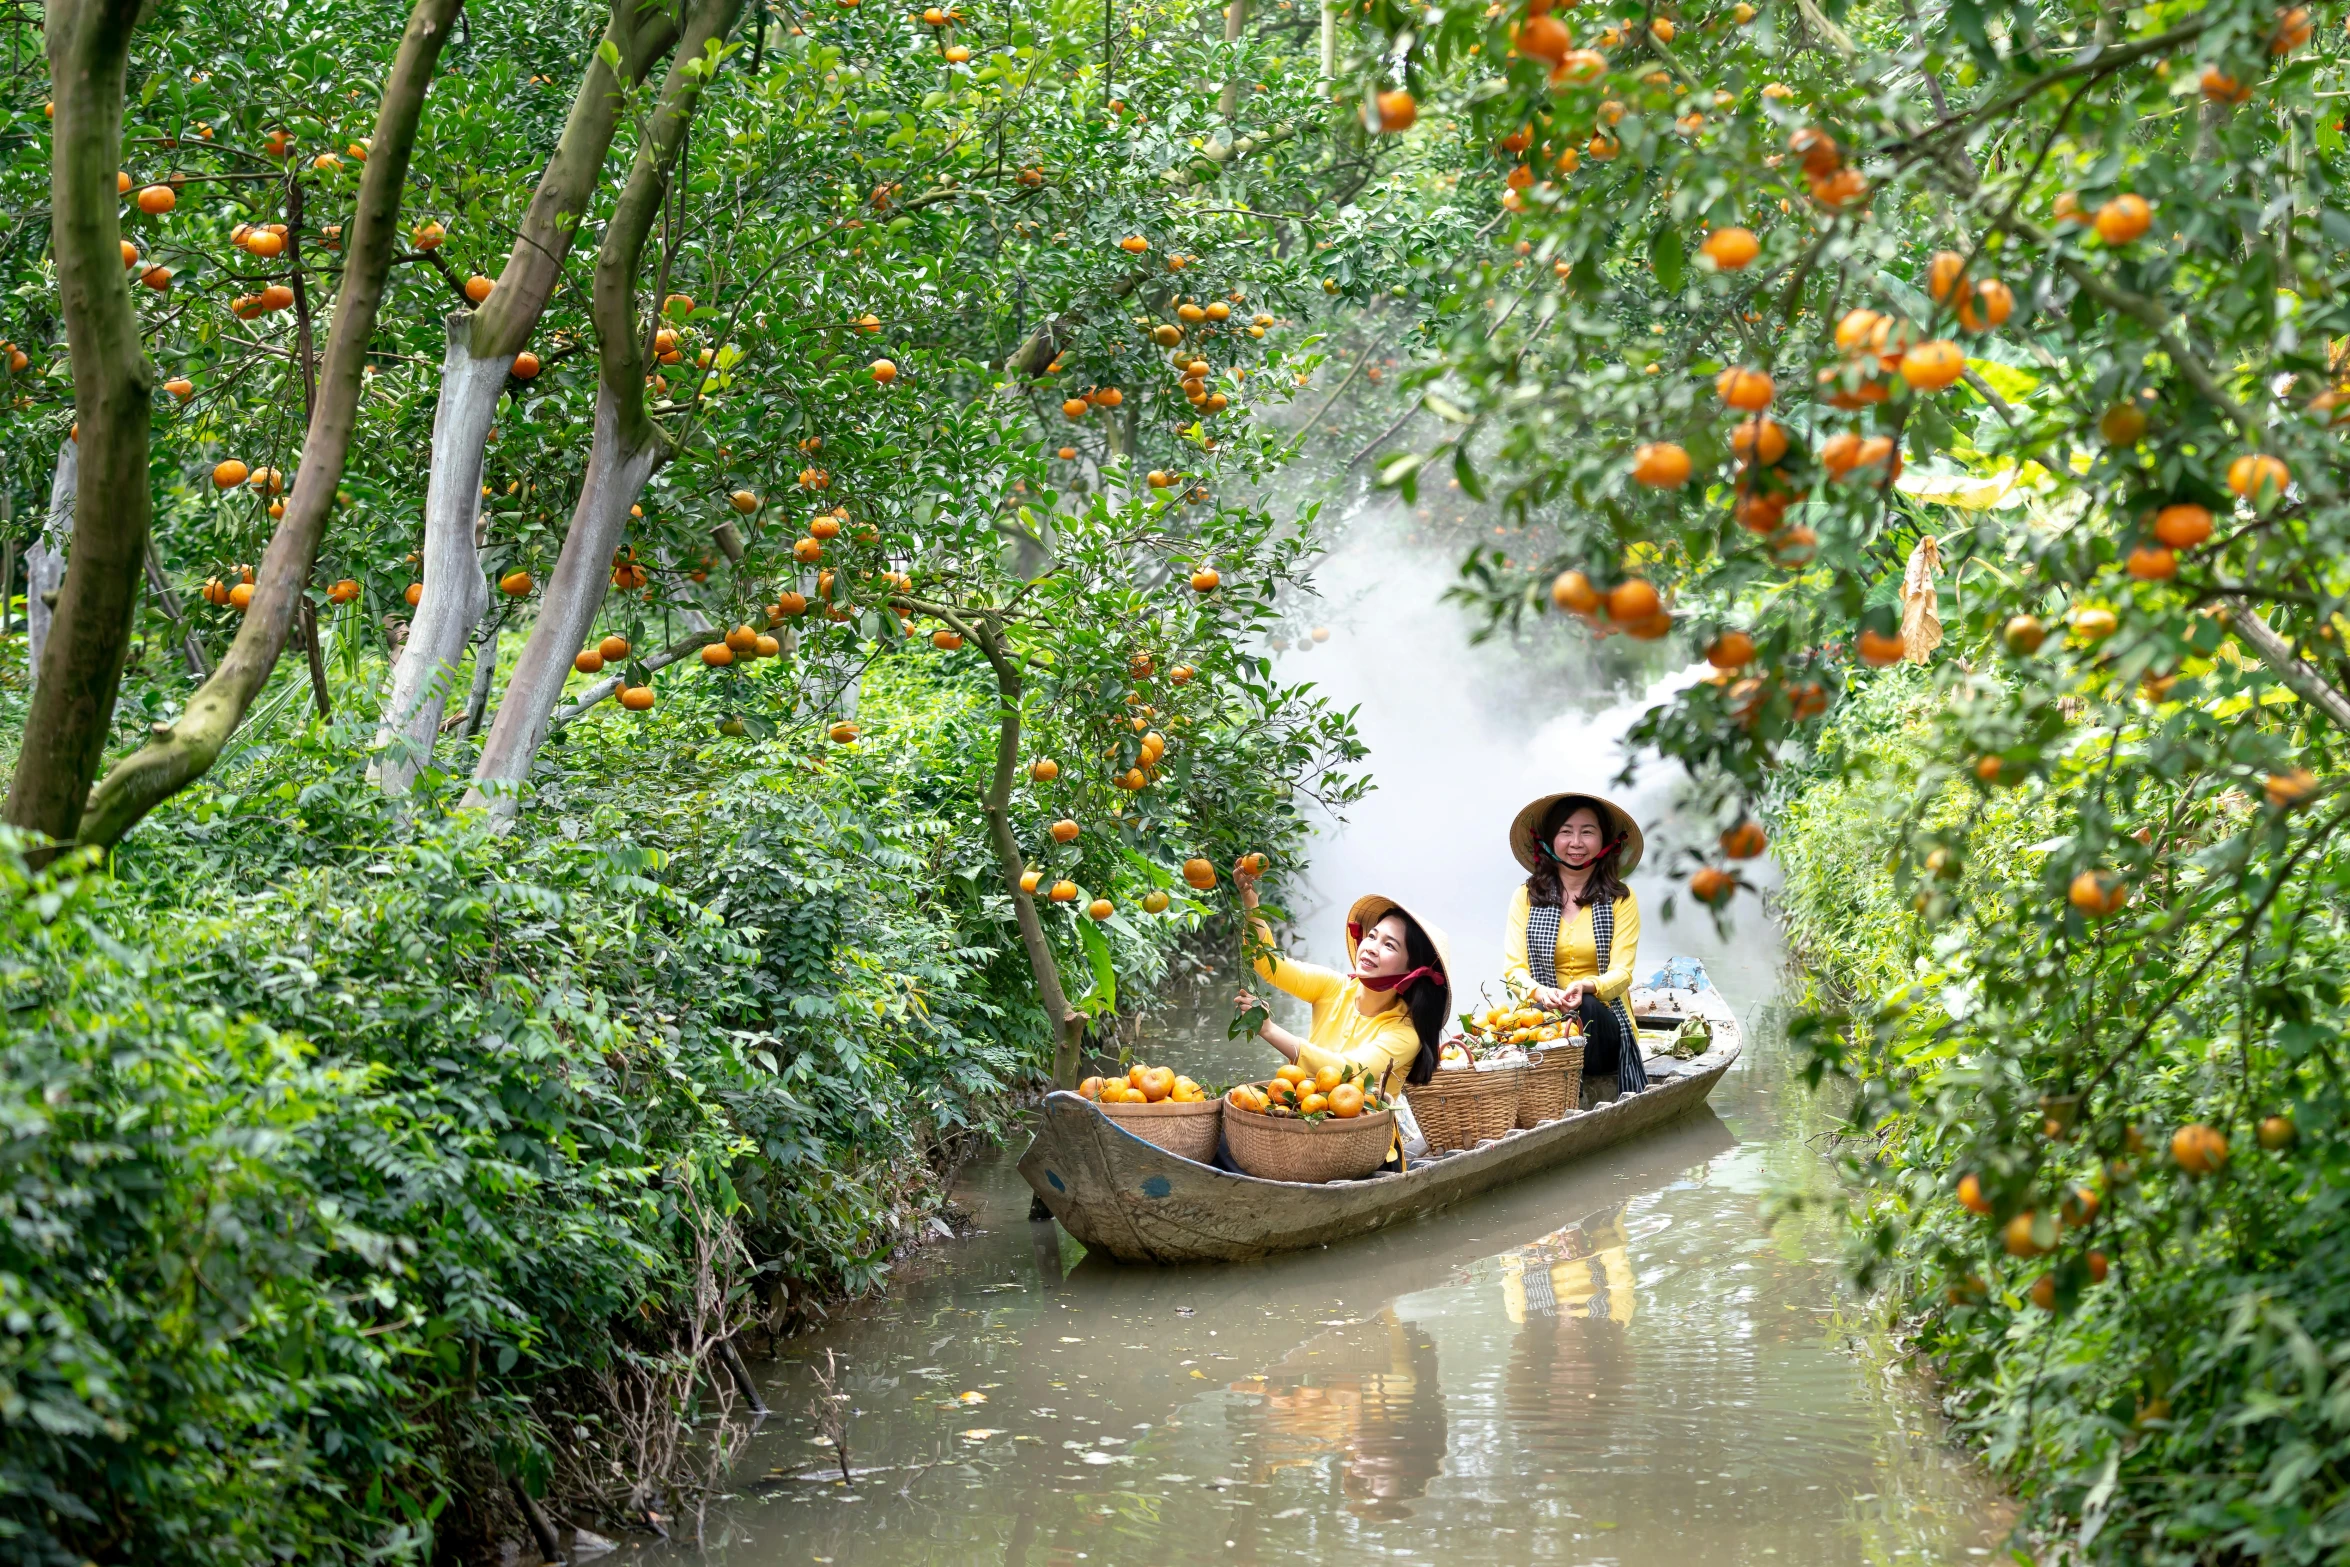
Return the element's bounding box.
[1275,498,1770,1006]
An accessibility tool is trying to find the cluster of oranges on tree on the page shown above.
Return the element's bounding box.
[1078,1064,1207,1104]
[1950,1106,2299,1312]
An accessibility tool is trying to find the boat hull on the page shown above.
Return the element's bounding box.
[1018,1030,1740,1265]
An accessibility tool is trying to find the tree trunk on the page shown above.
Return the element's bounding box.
[25,438,74,680]
[1320,0,1335,79]
[373,0,690,795]
[369,327,502,792]
[462,392,658,816]
[961,613,1086,1087]
[8,0,152,851]
[75,0,462,848]
[1218,0,1248,119]
[462,0,742,817]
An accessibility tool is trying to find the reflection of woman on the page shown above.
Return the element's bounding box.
[1233,863,1449,1099]
[1341,1312,1446,1521]
[1502,793,1649,1102]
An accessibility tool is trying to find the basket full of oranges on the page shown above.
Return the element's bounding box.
[1221,1063,1396,1183]
[1077,1065,1221,1163]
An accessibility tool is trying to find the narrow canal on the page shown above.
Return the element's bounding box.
[673,513,2013,1565]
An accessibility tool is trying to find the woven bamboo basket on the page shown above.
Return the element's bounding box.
[1516,1041,1585,1127]
[1406,1062,1526,1153]
[1096,1097,1223,1164]
[1222,1101,1397,1183]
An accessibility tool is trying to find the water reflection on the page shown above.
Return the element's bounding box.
[1233,1309,1446,1522]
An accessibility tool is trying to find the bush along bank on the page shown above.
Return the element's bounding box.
[0,652,1343,1564]
[1766,665,2350,1565]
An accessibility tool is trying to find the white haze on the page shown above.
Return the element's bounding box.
[1273,499,1786,1014]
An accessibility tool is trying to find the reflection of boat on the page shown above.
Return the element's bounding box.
[1020,982,1740,1264]
[1500,1207,1636,1325]
[1229,1309,1447,1522]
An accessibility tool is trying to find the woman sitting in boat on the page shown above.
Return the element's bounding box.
[1232,861,1450,1104]
[1502,793,1649,1104]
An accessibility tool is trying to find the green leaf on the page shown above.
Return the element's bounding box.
[1651,225,1685,293]
[1075,914,1117,1015]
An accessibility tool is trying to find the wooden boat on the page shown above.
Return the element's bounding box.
[1018,983,1742,1264]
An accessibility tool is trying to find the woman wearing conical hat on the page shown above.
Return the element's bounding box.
[1233,862,1450,1100]
[1502,793,1649,1103]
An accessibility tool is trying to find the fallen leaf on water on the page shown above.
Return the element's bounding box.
[1082,1451,1117,1465]
[1189,1369,1207,1379]
[959,1428,1002,1441]
[958,1390,987,1404]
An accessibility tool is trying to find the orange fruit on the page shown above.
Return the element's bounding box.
[599,635,630,660]
[327,579,361,605]
[2258,1115,2297,1150]
[2152,503,2212,548]
[1689,866,1734,906]
[2002,1212,2047,1258]
[620,685,656,711]
[828,720,859,743]
[1051,818,1080,843]
[1606,578,1660,623]
[1078,1076,1105,1100]
[2099,403,2148,445]
[1330,1084,1364,1117]
[2228,453,2289,501]
[1716,366,1774,411]
[1020,869,1042,894]
[1707,631,1755,670]
[1698,227,1759,271]
[1730,416,1788,466]
[2171,1123,2228,1174]
[2003,614,2047,654]
[2029,1274,2058,1311]
[463,274,493,304]
[499,569,533,597]
[574,650,605,674]
[1190,568,1221,592]
[1956,1173,1992,1215]
[1926,250,1968,304]
[1374,90,1416,133]
[701,642,734,668]
[1631,441,1692,489]
[1139,1066,1175,1101]
[1087,898,1114,921]
[228,583,254,610]
[2094,194,2151,245]
[2264,768,2317,808]
[2068,870,2127,917]
[135,184,175,215]
[1956,278,2013,331]
[1721,820,1767,859]
[870,359,897,383]
[1298,1092,1329,1115]
[1182,857,1216,890]
[1899,339,1965,391]
[1550,570,1601,614]
[1276,1063,1309,1086]
[1048,879,1078,903]
[403,582,424,607]
[1142,890,1171,914]
[2086,1250,2109,1284]
[2125,544,2176,581]
[1313,1063,1343,1093]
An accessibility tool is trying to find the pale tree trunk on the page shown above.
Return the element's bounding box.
[373,0,689,795]
[462,392,658,815]
[955,612,1086,1088]
[463,0,741,817]
[370,333,502,792]
[7,0,151,851]
[1218,0,1247,119]
[75,0,462,848]
[25,439,73,680]
[1320,0,1335,79]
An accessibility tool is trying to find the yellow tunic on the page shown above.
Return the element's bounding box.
[1253,952,1423,1094]
[1500,885,1641,1003]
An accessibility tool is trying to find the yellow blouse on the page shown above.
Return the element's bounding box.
[1253,952,1424,1093]
[1500,885,1641,1003]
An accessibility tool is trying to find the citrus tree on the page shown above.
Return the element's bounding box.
[1352,0,2350,1554]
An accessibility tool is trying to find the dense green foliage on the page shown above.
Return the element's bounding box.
[1347,0,2350,1558]
[1770,668,2350,1563]
[0,647,1338,1562]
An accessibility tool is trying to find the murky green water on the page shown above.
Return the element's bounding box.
[645,516,2012,1565]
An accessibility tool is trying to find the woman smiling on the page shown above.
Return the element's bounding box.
[1502,793,1648,1103]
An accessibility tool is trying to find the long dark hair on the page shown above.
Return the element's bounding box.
[1525,795,1631,913]
[1378,911,1449,1087]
